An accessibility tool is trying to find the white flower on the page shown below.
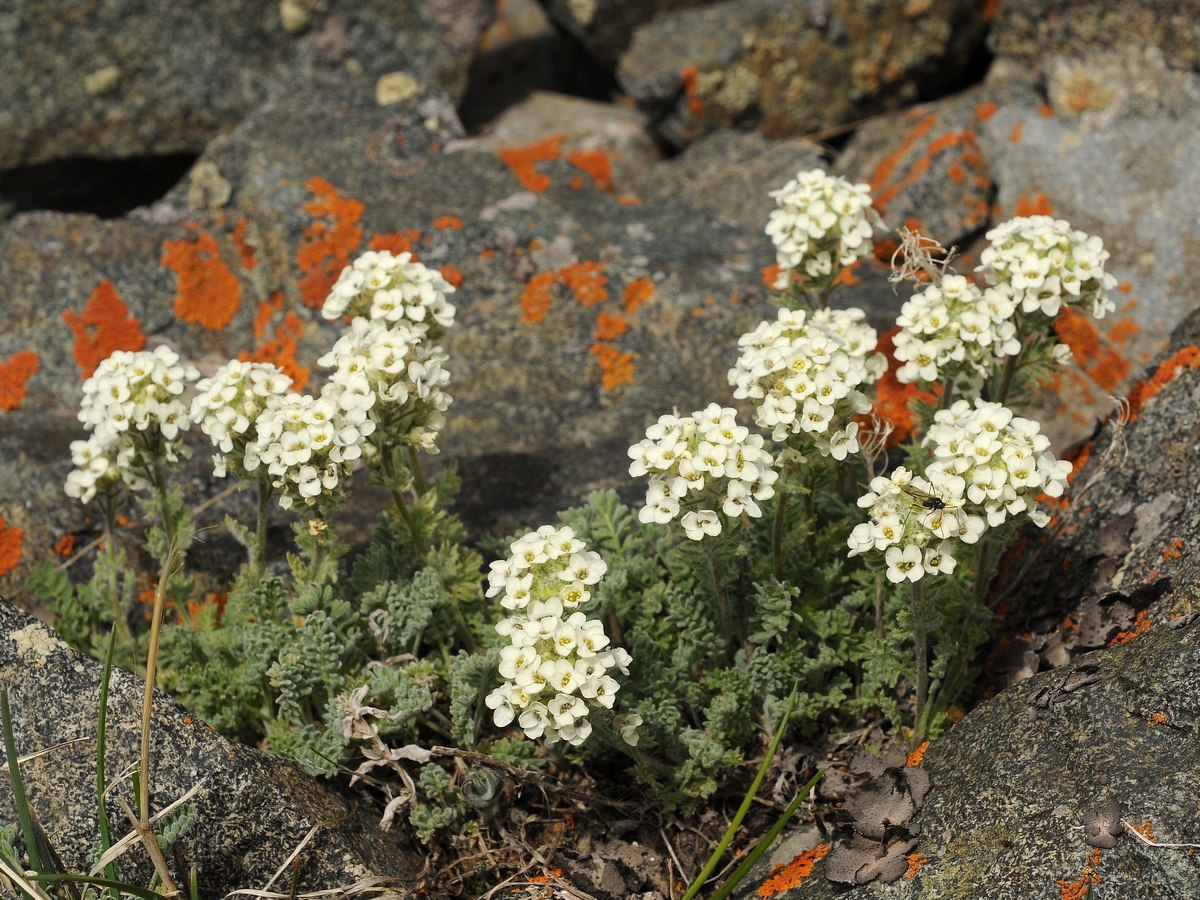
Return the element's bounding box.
[885,544,924,583]
[613,713,643,746]
[322,250,456,335]
[488,527,630,746]
[977,216,1117,319]
[629,404,777,540]
[729,307,883,456]
[191,360,292,477]
[765,170,883,289]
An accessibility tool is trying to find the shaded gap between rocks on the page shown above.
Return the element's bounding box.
[0,152,198,220]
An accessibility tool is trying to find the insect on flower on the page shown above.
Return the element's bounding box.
[899,482,962,535]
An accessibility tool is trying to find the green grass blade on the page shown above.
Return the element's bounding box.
[30,873,172,900]
[1,689,45,875]
[97,628,119,888]
[707,767,826,900]
[681,691,797,900]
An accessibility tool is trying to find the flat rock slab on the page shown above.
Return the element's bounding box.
[0,600,423,894]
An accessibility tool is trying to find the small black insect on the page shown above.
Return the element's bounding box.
[900,484,952,512]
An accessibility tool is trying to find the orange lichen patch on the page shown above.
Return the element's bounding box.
[163,230,242,330]
[975,100,998,122]
[1162,538,1184,562]
[616,195,643,205]
[868,112,938,212]
[1129,820,1155,841]
[65,280,147,378]
[1062,613,1080,634]
[439,264,465,289]
[756,845,829,898]
[1015,193,1055,217]
[369,229,423,260]
[1145,712,1168,728]
[589,342,635,390]
[0,350,40,412]
[947,161,966,183]
[1109,609,1152,646]
[1125,344,1200,421]
[231,218,258,270]
[1010,120,1024,143]
[54,534,75,557]
[874,237,901,265]
[569,175,585,190]
[1057,850,1101,900]
[982,0,1001,21]
[495,135,564,193]
[905,853,929,878]
[297,177,365,309]
[479,248,495,259]
[681,65,704,116]
[872,328,940,446]
[624,278,655,313]
[593,310,629,341]
[432,215,463,230]
[1065,440,1092,486]
[560,261,608,306]
[0,516,22,576]
[1052,307,1131,391]
[833,263,862,287]
[1038,103,1054,117]
[762,263,786,289]
[567,149,614,192]
[520,272,560,324]
[241,298,309,391]
[1107,316,1140,345]
[906,741,929,767]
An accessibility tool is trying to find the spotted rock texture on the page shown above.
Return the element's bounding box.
[0,601,423,895]
[0,0,488,169]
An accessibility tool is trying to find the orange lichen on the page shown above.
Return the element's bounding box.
[64,280,147,378]
[624,278,654,313]
[975,101,998,122]
[872,328,940,445]
[1125,345,1200,421]
[231,218,258,270]
[762,263,786,289]
[1038,103,1054,117]
[1057,849,1101,900]
[433,215,463,230]
[593,310,629,341]
[54,534,75,557]
[1052,307,1130,391]
[495,135,564,193]
[0,516,22,576]
[0,350,40,412]
[906,741,929,767]
[1010,121,1024,143]
[560,261,608,306]
[616,195,643,206]
[681,65,704,116]
[1145,713,1168,728]
[297,177,365,309]
[589,342,635,390]
[756,845,829,898]
[566,149,614,192]
[1015,193,1055,216]
[569,175,585,190]
[1109,609,1152,646]
[833,263,862,287]
[439,264,465,289]
[1162,538,1184,562]
[241,295,310,391]
[163,230,242,330]
[1107,316,1140,345]
[479,248,495,259]
[868,112,938,208]
[905,853,929,878]
[369,229,423,260]
[520,272,559,324]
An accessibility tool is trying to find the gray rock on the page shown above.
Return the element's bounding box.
[736,312,1200,898]
[627,130,825,230]
[618,0,989,148]
[541,0,713,65]
[988,0,1200,73]
[0,600,423,894]
[0,0,488,169]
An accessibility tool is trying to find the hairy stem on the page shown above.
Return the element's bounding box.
[382,448,426,567]
[102,507,134,651]
[254,477,272,575]
[406,446,428,497]
[772,489,790,581]
[909,579,930,745]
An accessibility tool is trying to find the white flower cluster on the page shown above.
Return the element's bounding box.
[892,274,1021,391]
[730,307,885,460]
[923,399,1071,529]
[765,170,883,289]
[847,467,984,584]
[244,392,374,510]
[977,216,1117,319]
[322,250,456,335]
[190,360,293,477]
[628,404,778,540]
[483,526,634,747]
[317,317,452,453]
[66,347,199,503]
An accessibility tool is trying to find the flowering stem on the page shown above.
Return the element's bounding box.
[909,580,930,745]
[994,345,1024,406]
[381,448,426,567]
[254,477,272,575]
[772,489,789,581]
[709,552,734,652]
[101,507,134,651]
[406,446,428,497]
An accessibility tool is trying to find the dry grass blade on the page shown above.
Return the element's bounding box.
[90,778,206,876]
[258,822,322,895]
[221,876,406,899]
[0,854,55,900]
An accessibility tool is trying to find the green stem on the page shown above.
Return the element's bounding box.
[910,580,930,745]
[994,345,1024,406]
[102,509,134,651]
[709,552,735,653]
[381,449,426,567]
[254,477,272,575]
[406,446,427,497]
[771,489,789,582]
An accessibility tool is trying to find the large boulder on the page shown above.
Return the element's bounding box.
[0,0,488,169]
[0,600,423,895]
